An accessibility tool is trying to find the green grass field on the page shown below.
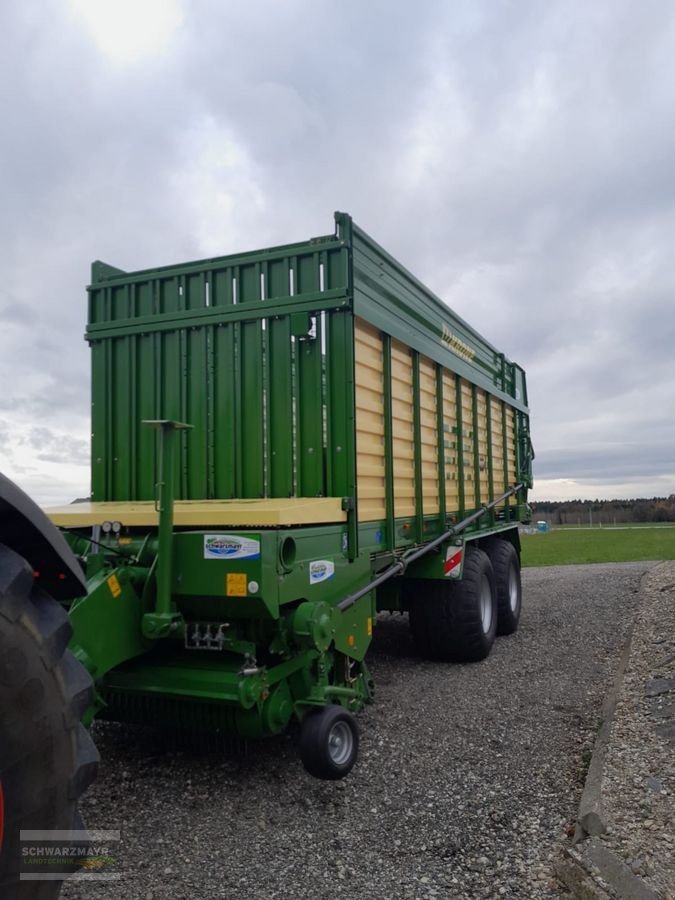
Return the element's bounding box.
[521,525,675,567]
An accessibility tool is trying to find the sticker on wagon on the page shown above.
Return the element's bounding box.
[444,545,463,578]
[309,559,335,584]
[204,535,261,560]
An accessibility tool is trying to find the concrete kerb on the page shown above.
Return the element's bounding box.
[554,566,663,900]
[574,628,635,843]
[557,839,662,900]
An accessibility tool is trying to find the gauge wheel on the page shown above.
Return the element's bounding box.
[299,705,359,780]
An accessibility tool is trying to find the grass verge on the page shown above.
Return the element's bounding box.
[521,526,675,567]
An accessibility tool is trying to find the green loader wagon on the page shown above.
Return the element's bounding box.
[46,212,533,779]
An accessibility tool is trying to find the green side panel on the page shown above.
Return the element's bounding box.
[88,226,352,503]
[325,311,354,500]
[160,275,180,314]
[86,213,529,511]
[238,261,259,304]
[136,333,157,500]
[267,257,294,496]
[112,334,131,499]
[268,317,293,496]
[211,266,233,307]
[90,342,107,500]
[213,323,236,498]
[297,332,323,496]
[186,326,208,498]
[240,320,264,496]
[294,253,323,497]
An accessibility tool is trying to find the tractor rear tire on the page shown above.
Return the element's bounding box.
[0,544,98,899]
[299,705,359,780]
[408,546,498,662]
[484,538,522,635]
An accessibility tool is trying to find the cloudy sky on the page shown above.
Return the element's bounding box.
[1,0,674,505]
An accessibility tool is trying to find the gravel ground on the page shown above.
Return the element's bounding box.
[61,562,652,900]
[597,561,675,898]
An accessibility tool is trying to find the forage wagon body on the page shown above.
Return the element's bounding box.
[46,212,534,779]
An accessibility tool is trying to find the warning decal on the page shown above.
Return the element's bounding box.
[444,546,463,578]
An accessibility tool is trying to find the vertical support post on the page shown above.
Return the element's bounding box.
[343,295,358,562]
[142,419,192,639]
[345,329,358,561]
[233,267,243,497]
[156,423,177,616]
[129,290,138,500]
[206,274,216,500]
[516,410,533,490]
[382,334,395,552]
[455,377,465,518]
[412,351,424,543]
[486,397,495,526]
[471,384,481,509]
[501,400,510,522]
[435,365,446,534]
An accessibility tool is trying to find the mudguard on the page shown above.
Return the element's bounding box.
[0,473,85,600]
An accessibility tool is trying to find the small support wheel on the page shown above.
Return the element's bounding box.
[299,705,359,780]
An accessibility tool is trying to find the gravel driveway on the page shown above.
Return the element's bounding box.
[61,562,652,900]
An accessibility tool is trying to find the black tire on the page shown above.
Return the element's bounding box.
[299,705,359,780]
[484,538,522,635]
[408,546,498,662]
[0,544,99,899]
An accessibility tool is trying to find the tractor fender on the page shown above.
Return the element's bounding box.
[0,473,86,601]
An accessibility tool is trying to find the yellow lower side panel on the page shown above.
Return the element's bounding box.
[45,497,347,528]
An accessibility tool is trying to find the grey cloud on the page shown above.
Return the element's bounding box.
[1,0,675,502]
[536,443,675,482]
[29,426,89,465]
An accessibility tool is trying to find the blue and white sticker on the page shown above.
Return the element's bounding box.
[203,534,261,560]
[309,559,335,584]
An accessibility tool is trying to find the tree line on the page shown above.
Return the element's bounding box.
[530,496,675,525]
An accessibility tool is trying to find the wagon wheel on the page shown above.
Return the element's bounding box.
[408,546,498,662]
[483,538,522,635]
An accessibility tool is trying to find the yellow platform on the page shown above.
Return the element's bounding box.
[45,497,347,528]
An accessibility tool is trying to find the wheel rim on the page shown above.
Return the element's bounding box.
[508,564,519,613]
[327,721,353,766]
[479,574,493,634]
